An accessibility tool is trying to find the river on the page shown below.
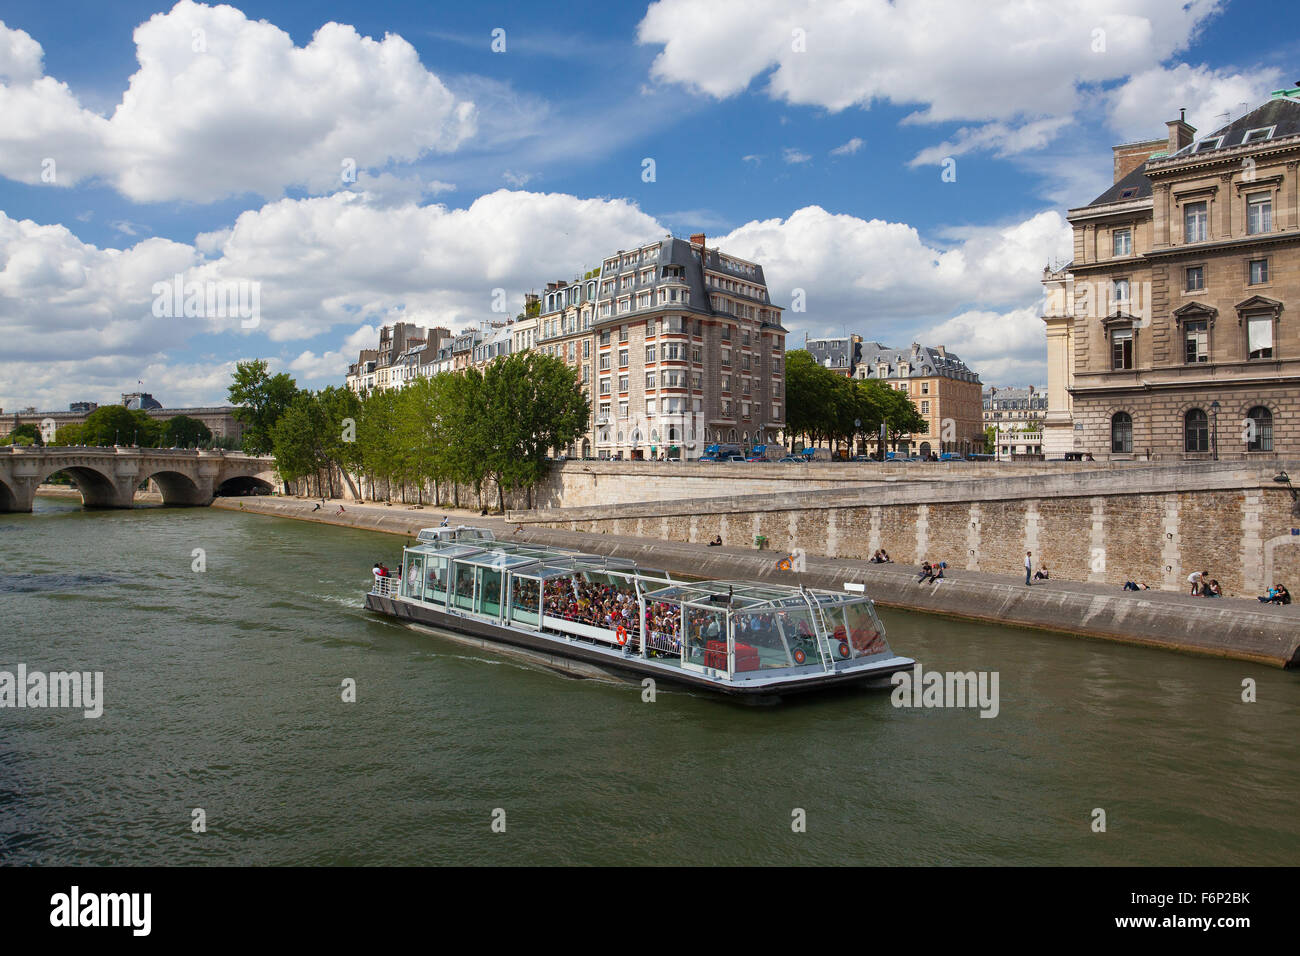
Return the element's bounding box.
[1,496,1296,865]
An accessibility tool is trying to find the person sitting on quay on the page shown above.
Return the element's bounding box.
[1122,580,1152,591]
[707,535,723,547]
[1033,561,1050,581]
[1258,584,1292,605]
[871,549,893,564]
[1203,579,1223,597]
[916,561,935,584]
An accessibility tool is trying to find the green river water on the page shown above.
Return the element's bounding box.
[1,496,1296,865]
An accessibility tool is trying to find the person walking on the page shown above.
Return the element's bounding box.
[1025,550,1033,586]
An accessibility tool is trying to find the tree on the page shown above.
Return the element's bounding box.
[161,415,212,447]
[315,386,363,500]
[5,423,42,446]
[77,406,162,447]
[227,359,298,455]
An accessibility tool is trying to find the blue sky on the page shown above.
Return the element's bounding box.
[1,0,1296,409]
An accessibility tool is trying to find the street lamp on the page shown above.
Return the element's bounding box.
[1210,400,1220,461]
[1273,471,1300,517]
[853,418,861,458]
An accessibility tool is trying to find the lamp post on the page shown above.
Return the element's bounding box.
[853,418,861,458]
[1210,400,1220,461]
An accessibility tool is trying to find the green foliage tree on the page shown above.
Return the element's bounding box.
[227,359,298,456]
[161,415,213,447]
[3,423,42,446]
[77,406,162,447]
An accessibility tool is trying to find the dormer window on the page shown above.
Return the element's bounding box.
[1242,126,1275,144]
[1194,137,1223,153]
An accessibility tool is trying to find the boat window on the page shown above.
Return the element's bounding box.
[509,576,541,627]
[476,566,504,619]
[840,601,889,659]
[450,561,476,612]
[403,553,424,602]
[684,607,727,672]
[424,555,449,606]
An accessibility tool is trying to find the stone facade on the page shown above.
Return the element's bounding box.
[517,461,1300,598]
[1044,89,1300,460]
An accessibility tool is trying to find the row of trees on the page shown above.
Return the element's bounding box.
[229,352,590,510]
[2,407,219,448]
[784,349,928,454]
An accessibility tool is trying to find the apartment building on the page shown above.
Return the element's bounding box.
[851,341,984,456]
[805,334,863,375]
[529,234,786,459]
[1043,86,1300,459]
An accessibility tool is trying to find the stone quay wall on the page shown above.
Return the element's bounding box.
[512,460,1300,598]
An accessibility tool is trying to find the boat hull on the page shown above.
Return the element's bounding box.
[366,592,912,699]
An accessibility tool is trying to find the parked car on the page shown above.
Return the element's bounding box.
[777,456,803,463]
[725,454,746,462]
[939,452,965,461]
[966,453,996,461]
[698,455,720,462]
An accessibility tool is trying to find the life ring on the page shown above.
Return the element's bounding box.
[792,648,806,665]
[776,557,792,571]
[838,642,851,659]
[616,625,628,646]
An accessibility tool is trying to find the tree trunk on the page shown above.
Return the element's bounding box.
[338,465,360,503]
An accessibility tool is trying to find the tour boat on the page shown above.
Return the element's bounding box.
[365,527,914,700]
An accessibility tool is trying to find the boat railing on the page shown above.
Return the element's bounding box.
[371,575,399,598]
[645,631,680,656]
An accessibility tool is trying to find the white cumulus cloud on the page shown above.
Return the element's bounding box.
[0,2,476,203]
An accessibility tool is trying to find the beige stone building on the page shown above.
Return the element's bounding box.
[532,234,787,459]
[1044,87,1300,459]
[851,342,984,456]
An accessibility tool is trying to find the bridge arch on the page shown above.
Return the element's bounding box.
[39,463,129,509]
[141,468,209,507]
[0,474,18,511]
[214,474,275,497]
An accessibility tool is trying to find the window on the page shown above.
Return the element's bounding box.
[1247,314,1274,359]
[599,354,611,371]
[1113,229,1132,256]
[1111,328,1134,369]
[721,375,730,392]
[721,348,731,367]
[1111,412,1133,454]
[1243,126,1275,144]
[1247,192,1272,235]
[1249,258,1269,285]
[1185,265,1204,292]
[618,374,629,393]
[645,345,655,363]
[1112,278,1131,304]
[599,378,610,396]
[599,330,611,345]
[645,372,656,390]
[1246,406,1273,452]
[921,382,930,395]
[1194,137,1222,153]
[921,400,930,414]
[1184,319,1209,364]
[619,326,629,343]
[1184,409,1209,453]
[583,340,590,358]
[1184,201,1208,243]
[646,399,656,417]
[582,366,590,384]
[618,402,628,419]
[618,349,628,367]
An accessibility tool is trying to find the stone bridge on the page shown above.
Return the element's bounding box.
[0,446,279,511]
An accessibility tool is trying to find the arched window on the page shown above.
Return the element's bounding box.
[617,431,624,443]
[1111,412,1132,454]
[1246,406,1273,452]
[1184,409,1208,453]
[728,429,737,443]
[668,427,679,442]
[651,430,660,443]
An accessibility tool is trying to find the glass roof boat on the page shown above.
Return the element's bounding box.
[365,528,913,700]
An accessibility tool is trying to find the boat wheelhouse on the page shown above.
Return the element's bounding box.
[366,534,912,699]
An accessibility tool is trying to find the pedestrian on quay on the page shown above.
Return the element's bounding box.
[1025,550,1033,586]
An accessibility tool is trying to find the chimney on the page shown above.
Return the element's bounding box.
[1166,110,1196,154]
[1112,137,1166,182]
[936,345,946,358]
[690,233,706,248]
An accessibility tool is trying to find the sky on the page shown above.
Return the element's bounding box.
[1,0,1296,410]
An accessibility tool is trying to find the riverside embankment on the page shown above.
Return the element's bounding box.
[213,495,1300,668]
